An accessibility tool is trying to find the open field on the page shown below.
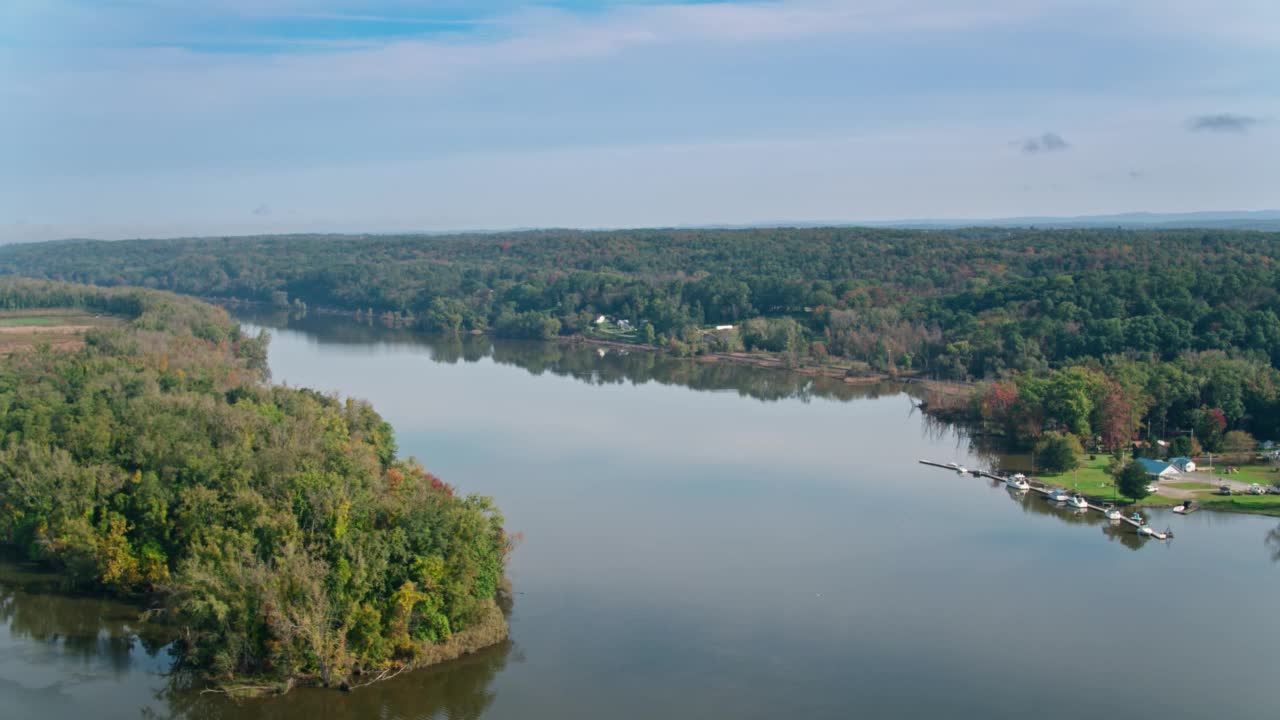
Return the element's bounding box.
[1196,463,1280,487]
[1194,493,1280,517]
[1040,455,1121,497]
[0,309,121,354]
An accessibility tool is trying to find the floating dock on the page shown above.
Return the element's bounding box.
[919,460,1173,540]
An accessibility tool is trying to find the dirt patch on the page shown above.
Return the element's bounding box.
[0,312,122,355]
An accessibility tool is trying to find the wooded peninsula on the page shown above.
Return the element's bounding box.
[0,279,512,692]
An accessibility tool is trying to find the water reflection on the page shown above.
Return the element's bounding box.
[152,641,514,720]
[232,309,1277,561]
[0,557,170,675]
[230,308,904,405]
[1,554,512,720]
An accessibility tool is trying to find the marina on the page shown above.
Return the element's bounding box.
[919,460,1174,540]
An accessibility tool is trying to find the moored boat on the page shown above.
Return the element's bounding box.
[1005,474,1030,491]
[1066,494,1088,509]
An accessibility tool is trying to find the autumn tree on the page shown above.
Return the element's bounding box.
[1223,430,1257,456]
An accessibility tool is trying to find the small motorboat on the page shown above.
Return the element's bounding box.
[1045,489,1070,503]
[1137,525,1156,537]
[1130,512,1145,525]
[1102,506,1124,521]
[956,465,968,475]
[1005,474,1030,491]
[1172,499,1197,514]
[1066,494,1088,509]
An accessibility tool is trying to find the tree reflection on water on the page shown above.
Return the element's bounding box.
[2,554,514,720]
[154,640,515,720]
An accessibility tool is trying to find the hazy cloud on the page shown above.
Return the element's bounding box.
[252,203,272,216]
[1188,113,1260,133]
[1019,132,1070,154]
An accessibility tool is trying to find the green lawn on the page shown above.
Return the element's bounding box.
[1196,494,1280,517]
[1199,463,1280,487]
[1165,481,1215,490]
[1039,455,1125,498]
[1039,455,1188,504]
[0,316,65,327]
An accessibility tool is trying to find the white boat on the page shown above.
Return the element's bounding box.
[1045,489,1069,502]
[1172,499,1197,514]
[956,465,968,474]
[1066,494,1088,509]
[1005,474,1030,491]
[1137,525,1156,537]
[1103,507,1124,521]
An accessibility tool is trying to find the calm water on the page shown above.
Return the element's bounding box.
[3,311,1279,720]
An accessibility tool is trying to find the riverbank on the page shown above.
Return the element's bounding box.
[215,598,510,697]
[1030,455,1280,517]
[220,295,962,389]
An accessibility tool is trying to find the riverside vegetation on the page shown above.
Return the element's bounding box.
[6,227,1280,457]
[0,279,512,691]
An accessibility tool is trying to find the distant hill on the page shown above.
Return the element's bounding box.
[846,210,1280,231]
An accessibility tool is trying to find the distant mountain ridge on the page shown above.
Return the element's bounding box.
[869,209,1280,231]
[696,210,1280,232]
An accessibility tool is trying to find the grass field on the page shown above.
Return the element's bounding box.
[1196,494,1280,517]
[1040,455,1124,498]
[1199,463,1280,487]
[0,309,121,354]
[1038,455,1205,505]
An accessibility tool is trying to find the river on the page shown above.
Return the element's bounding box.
[2,310,1279,719]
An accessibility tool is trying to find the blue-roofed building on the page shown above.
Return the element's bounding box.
[1169,456,1196,473]
[1136,457,1180,479]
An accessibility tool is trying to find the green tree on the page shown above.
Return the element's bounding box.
[1036,433,1080,474]
[1115,460,1151,500]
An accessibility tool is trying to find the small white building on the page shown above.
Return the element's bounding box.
[1169,456,1196,473]
[714,324,735,331]
[594,315,608,325]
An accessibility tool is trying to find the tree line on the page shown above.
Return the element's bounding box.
[4,226,1280,447]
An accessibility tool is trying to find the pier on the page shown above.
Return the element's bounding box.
[919,460,1174,540]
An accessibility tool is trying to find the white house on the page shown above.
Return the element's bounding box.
[594,315,608,325]
[1169,456,1196,473]
[714,325,735,331]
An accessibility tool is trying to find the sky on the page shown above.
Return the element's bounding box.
[1,0,1278,242]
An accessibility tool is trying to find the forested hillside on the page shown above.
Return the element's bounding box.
[4,228,1280,377]
[4,227,1280,449]
[0,279,510,688]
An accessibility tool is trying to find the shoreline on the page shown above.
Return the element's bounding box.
[217,598,511,697]
[224,299,1279,520]
[219,297,963,391]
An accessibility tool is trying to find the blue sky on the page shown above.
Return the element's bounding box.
[2,0,1278,241]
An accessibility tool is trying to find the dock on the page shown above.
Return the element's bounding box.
[919,460,1174,540]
